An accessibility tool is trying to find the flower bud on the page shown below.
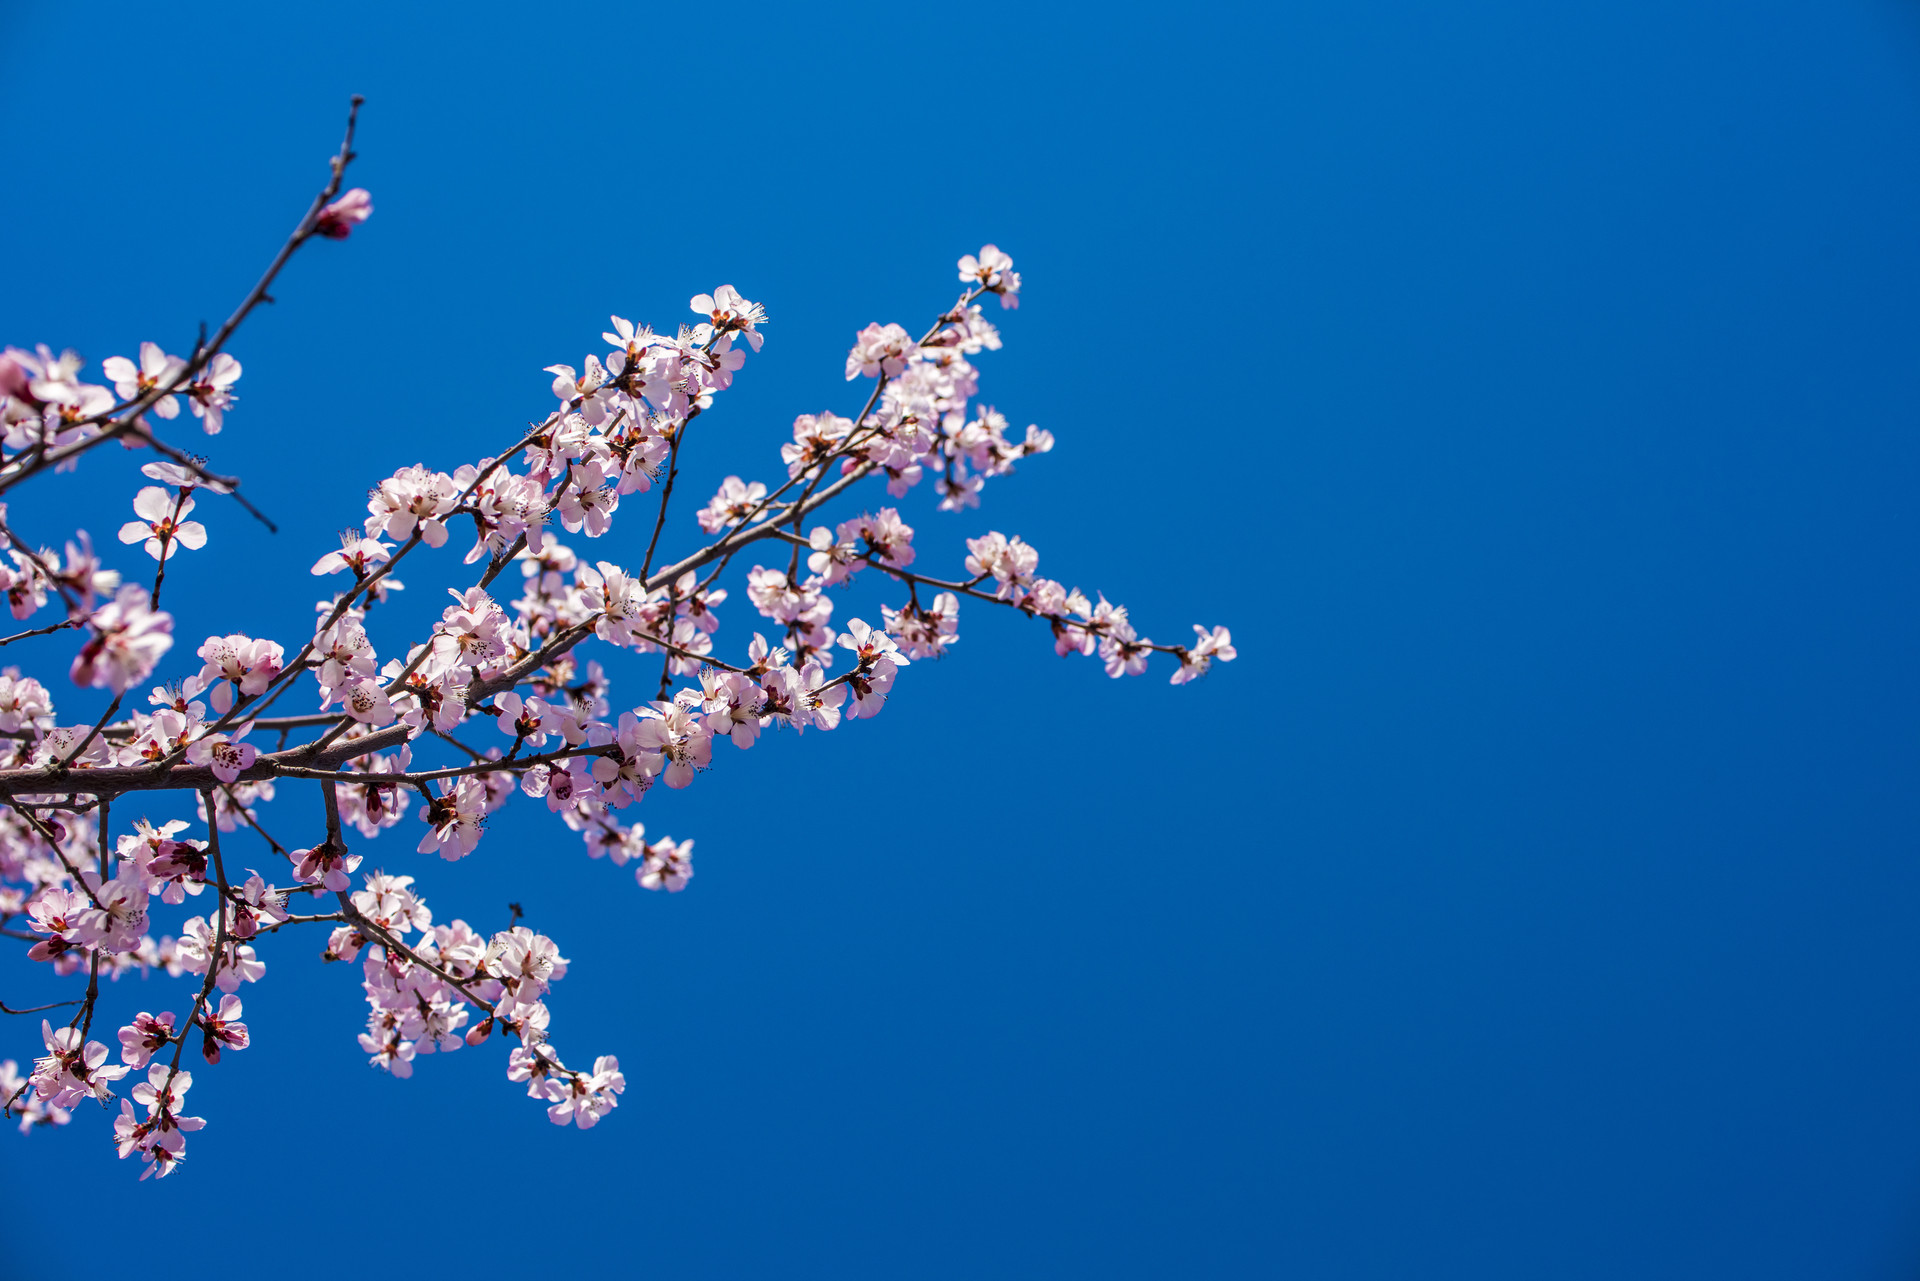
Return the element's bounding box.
[315,188,373,239]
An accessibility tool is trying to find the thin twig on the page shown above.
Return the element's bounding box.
[0,619,81,648]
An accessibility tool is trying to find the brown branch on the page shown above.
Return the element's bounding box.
[0,618,81,648]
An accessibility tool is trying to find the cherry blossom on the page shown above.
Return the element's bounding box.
[783,411,854,478]
[118,1012,176,1070]
[883,591,960,660]
[54,530,121,607]
[555,459,620,536]
[0,668,53,733]
[1,1058,67,1133]
[367,464,460,548]
[32,1019,127,1109]
[1099,620,1153,678]
[690,286,767,351]
[311,532,395,578]
[117,486,207,561]
[341,677,397,726]
[964,530,1039,600]
[417,776,490,859]
[0,130,1231,1178]
[638,837,693,892]
[292,839,363,892]
[198,994,249,1064]
[195,634,285,714]
[315,187,373,238]
[186,353,241,434]
[958,244,1022,308]
[493,690,551,747]
[313,618,378,703]
[185,726,256,784]
[71,585,172,694]
[101,343,186,418]
[547,1054,626,1128]
[845,322,920,380]
[807,523,862,585]
[698,475,768,534]
[1171,625,1237,685]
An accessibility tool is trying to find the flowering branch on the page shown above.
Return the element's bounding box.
[0,112,1231,1172]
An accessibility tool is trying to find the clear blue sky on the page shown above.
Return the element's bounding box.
[5,2,1920,1277]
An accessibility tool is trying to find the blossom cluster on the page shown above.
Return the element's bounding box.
[0,115,1229,1178]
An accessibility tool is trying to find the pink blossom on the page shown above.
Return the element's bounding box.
[689,285,767,352]
[1171,624,1236,685]
[417,777,489,860]
[72,585,172,694]
[555,459,619,536]
[32,1019,127,1109]
[195,634,285,714]
[699,669,763,749]
[0,668,54,733]
[225,874,288,940]
[934,470,984,512]
[313,617,378,702]
[547,1054,626,1128]
[186,352,241,434]
[430,586,511,675]
[117,485,207,561]
[638,837,693,892]
[1099,620,1153,678]
[198,994,249,1064]
[845,322,919,381]
[101,342,186,417]
[698,475,768,534]
[1,1058,68,1133]
[493,690,551,746]
[883,591,959,660]
[186,725,256,784]
[544,356,618,426]
[341,677,397,727]
[587,711,659,806]
[639,698,712,789]
[352,872,432,936]
[129,1061,198,1119]
[807,524,862,585]
[795,661,846,733]
[315,187,373,238]
[118,1012,176,1069]
[489,925,566,1014]
[311,532,395,578]
[782,411,854,478]
[366,464,460,548]
[25,887,87,962]
[837,618,906,720]
[292,838,363,892]
[964,531,1039,600]
[0,235,1231,1172]
[54,531,121,608]
[0,551,49,622]
[585,818,649,865]
[957,243,1021,308]
[853,507,916,568]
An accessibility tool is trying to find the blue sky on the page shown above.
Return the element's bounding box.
[4,2,1920,1277]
